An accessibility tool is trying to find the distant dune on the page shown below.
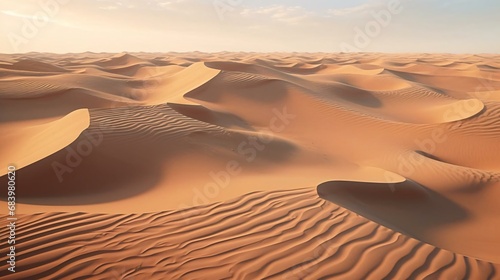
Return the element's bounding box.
[0,52,499,279]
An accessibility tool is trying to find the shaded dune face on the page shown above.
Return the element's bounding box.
[8,104,296,204]
[0,52,500,278]
[316,180,474,257]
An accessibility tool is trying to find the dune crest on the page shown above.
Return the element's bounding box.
[146,62,220,105]
[0,109,90,176]
[317,177,500,263]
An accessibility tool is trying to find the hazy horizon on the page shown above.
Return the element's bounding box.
[1,0,499,54]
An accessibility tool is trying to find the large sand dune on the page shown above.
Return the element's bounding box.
[1,189,499,279]
[0,52,499,278]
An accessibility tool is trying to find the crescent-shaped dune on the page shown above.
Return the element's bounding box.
[0,109,90,176]
[317,179,481,258]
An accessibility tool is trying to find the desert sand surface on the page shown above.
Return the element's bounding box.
[1,52,500,279]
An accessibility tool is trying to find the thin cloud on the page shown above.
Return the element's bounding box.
[1,9,79,29]
[240,5,316,25]
[328,3,376,16]
[2,10,39,20]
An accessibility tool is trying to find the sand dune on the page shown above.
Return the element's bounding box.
[0,109,89,176]
[1,59,69,73]
[318,178,500,263]
[1,52,499,278]
[1,189,498,279]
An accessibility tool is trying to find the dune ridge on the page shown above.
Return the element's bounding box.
[0,109,90,176]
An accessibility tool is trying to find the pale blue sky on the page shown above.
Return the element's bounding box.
[0,0,498,53]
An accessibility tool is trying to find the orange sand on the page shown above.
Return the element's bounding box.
[1,52,499,278]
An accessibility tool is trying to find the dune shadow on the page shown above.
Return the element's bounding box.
[317,179,469,239]
[168,103,255,131]
[332,85,382,108]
